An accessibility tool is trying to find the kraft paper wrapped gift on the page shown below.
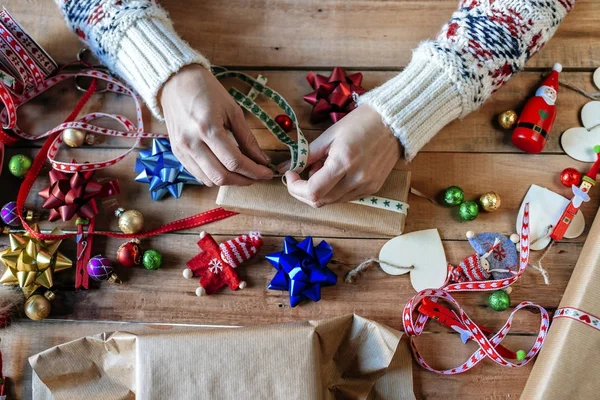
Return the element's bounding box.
[521,206,600,399]
[217,169,411,236]
[29,314,415,400]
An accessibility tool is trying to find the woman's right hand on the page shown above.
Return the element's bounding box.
[160,65,273,186]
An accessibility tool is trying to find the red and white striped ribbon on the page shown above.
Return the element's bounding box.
[0,8,57,76]
[0,68,167,171]
[403,204,551,374]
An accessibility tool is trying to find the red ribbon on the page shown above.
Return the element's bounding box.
[38,166,120,222]
[14,79,237,288]
[303,67,366,123]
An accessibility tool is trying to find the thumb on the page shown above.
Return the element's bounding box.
[228,108,271,165]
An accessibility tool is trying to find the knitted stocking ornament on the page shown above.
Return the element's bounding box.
[184,231,263,296]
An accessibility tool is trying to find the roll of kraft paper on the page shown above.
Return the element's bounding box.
[522,205,600,399]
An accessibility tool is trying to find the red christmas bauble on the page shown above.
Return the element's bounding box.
[274,114,293,133]
[560,167,582,187]
[117,239,142,267]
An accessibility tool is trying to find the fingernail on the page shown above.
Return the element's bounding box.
[262,151,271,163]
[277,160,291,173]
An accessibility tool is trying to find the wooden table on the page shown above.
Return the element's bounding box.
[1,1,599,398]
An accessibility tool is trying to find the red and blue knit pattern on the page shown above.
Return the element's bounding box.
[433,0,575,114]
[55,0,162,66]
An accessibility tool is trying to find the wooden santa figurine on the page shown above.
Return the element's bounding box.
[184,231,263,296]
[512,63,562,153]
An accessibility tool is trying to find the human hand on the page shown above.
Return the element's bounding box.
[282,104,401,208]
[160,65,273,186]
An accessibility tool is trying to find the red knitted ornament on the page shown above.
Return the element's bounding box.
[449,254,491,283]
[219,231,262,268]
[185,232,262,295]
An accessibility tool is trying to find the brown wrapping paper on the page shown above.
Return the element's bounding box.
[522,206,600,399]
[30,314,415,400]
[216,170,411,236]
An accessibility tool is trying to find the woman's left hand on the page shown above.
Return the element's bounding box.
[282,104,402,208]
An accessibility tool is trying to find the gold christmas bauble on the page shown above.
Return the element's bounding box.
[479,191,502,212]
[118,209,145,234]
[63,128,87,147]
[498,110,518,130]
[24,294,52,320]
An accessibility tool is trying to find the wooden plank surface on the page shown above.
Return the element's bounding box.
[0,1,597,399]
[14,70,597,154]
[6,0,599,69]
[4,149,598,240]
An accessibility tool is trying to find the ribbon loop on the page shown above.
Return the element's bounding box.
[402,204,550,374]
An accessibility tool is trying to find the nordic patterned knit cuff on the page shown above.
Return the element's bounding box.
[113,17,211,120]
[358,48,462,161]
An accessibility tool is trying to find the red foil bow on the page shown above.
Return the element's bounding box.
[38,168,120,222]
[303,67,366,124]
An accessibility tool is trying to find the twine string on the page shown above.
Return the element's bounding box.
[344,257,413,283]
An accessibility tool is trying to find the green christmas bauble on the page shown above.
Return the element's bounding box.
[458,200,479,221]
[142,249,162,270]
[516,350,526,361]
[488,290,510,311]
[443,186,464,206]
[8,154,32,178]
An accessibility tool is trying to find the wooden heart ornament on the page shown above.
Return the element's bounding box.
[594,67,600,91]
[561,93,600,162]
[581,101,600,131]
[561,126,600,162]
[516,185,585,250]
[378,229,448,291]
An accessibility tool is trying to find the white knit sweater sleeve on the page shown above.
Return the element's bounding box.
[55,0,210,119]
[358,0,575,160]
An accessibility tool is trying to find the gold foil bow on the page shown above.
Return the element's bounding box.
[0,224,72,297]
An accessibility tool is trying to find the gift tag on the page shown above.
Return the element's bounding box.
[581,101,600,131]
[561,126,600,162]
[378,229,447,291]
[516,185,585,250]
[594,67,600,90]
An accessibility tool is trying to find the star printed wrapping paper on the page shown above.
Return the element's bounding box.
[522,206,600,400]
[217,169,411,236]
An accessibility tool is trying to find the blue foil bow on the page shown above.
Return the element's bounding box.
[134,138,201,200]
[267,236,336,307]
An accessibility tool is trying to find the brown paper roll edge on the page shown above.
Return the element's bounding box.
[522,206,600,399]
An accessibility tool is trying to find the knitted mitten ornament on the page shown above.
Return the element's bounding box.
[184,231,263,296]
[449,231,519,283]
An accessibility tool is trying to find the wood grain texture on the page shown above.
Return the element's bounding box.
[12,70,596,155]
[3,148,598,240]
[3,0,598,69]
[0,1,596,399]
[0,234,575,332]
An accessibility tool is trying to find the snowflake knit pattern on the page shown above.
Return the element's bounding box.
[54,0,210,118]
[359,0,575,160]
[56,1,574,161]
